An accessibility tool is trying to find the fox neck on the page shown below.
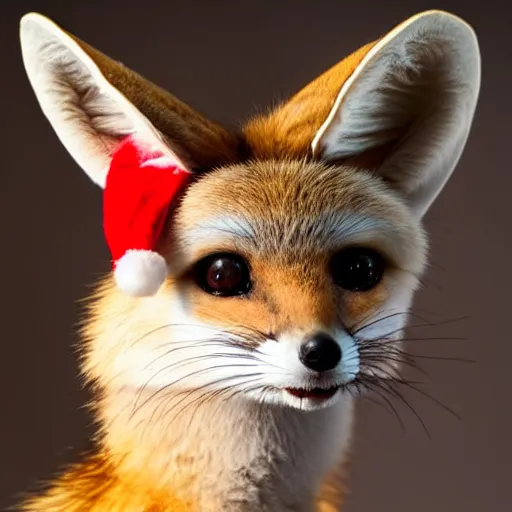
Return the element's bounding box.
[97,386,354,511]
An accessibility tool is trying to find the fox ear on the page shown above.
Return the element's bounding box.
[20,13,239,188]
[244,10,480,219]
[312,10,481,218]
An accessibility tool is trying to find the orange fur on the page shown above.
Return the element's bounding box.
[18,8,480,511]
[67,34,243,171]
[18,164,410,511]
[20,452,196,512]
[18,149,410,512]
[19,32,400,512]
[243,42,377,159]
[21,452,347,512]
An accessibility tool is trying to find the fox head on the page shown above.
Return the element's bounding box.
[20,11,480,415]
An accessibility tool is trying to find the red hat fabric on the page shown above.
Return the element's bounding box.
[103,136,192,297]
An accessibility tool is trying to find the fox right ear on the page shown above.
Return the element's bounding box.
[244,10,481,219]
[20,13,239,188]
[310,10,481,218]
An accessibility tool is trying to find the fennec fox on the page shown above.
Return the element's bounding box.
[17,8,480,512]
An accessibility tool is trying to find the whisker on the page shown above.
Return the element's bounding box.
[129,321,268,349]
[188,380,266,429]
[384,336,468,343]
[141,340,236,370]
[350,311,414,336]
[132,362,264,418]
[361,354,428,379]
[160,374,265,427]
[361,392,403,424]
[380,381,432,440]
[143,345,258,372]
[398,380,462,421]
[364,343,475,365]
[352,310,469,341]
[354,378,407,433]
[144,373,265,432]
[408,354,475,364]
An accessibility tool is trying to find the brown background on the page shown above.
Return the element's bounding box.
[1,0,510,510]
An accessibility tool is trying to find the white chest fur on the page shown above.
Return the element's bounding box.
[105,389,354,511]
[206,396,354,511]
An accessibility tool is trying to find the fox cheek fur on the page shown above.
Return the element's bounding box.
[19,9,480,511]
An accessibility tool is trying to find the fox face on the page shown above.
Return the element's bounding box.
[90,158,426,412]
[19,10,480,507]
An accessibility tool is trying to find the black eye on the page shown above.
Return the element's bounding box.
[330,247,385,292]
[193,253,251,297]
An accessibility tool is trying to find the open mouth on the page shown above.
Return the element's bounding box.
[285,385,340,400]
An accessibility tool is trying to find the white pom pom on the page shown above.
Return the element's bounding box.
[114,250,167,297]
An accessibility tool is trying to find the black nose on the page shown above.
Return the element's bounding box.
[299,333,342,372]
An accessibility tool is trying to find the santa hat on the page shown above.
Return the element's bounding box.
[103,136,192,297]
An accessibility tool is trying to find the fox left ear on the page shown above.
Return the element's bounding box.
[312,10,481,218]
[244,10,481,219]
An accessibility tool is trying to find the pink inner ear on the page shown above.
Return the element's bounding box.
[140,156,181,169]
[112,135,185,169]
[113,134,193,174]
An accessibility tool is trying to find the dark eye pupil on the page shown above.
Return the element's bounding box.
[330,248,385,291]
[194,253,251,297]
[207,258,243,291]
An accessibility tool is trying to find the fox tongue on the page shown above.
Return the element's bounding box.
[285,387,338,400]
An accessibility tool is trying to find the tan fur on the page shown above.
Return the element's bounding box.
[18,163,419,511]
[20,452,196,511]
[68,34,243,171]
[20,446,346,512]
[243,42,377,160]
[169,160,416,338]
[18,9,480,512]
[19,40,416,512]
[315,466,349,512]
